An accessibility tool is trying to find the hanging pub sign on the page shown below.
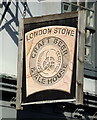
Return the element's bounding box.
[25,26,76,97]
[16,12,78,108]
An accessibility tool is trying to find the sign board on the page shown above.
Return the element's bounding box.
[16,12,78,108]
[25,26,76,98]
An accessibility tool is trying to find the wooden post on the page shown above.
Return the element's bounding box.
[16,19,24,110]
[76,10,86,104]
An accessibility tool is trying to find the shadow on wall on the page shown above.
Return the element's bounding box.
[0,2,33,46]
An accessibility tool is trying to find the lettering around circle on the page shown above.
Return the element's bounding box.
[29,36,70,86]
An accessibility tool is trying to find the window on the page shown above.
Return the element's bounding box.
[61,2,77,12]
[84,2,96,78]
[61,1,97,78]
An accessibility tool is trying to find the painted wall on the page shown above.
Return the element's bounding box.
[84,78,97,95]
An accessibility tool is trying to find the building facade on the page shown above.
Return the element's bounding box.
[0,0,97,119]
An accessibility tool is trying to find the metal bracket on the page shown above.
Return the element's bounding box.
[92,112,97,120]
[10,97,16,108]
[73,108,84,119]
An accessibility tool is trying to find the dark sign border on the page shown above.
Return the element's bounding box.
[16,11,78,109]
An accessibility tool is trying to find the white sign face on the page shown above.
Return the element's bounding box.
[25,26,76,97]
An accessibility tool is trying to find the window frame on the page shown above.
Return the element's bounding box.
[61,1,97,78]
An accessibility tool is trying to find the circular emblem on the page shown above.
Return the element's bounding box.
[29,36,70,86]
